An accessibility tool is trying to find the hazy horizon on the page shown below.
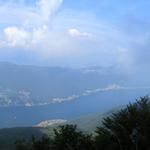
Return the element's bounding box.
[1,2,150,149]
[0,0,149,70]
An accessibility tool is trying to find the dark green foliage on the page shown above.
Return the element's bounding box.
[15,140,32,150]
[95,96,150,150]
[15,137,53,150]
[0,127,45,150]
[32,136,53,150]
[14,96,150,150]
[15,125,94,150]
[53,125,94,150]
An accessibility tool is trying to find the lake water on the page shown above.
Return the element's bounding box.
[0,89,149,128]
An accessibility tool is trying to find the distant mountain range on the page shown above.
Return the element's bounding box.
[0,62,150,129]
[0,62,124,107]
[0,62,150,149]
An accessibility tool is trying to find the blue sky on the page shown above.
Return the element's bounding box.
[0,0,149,69]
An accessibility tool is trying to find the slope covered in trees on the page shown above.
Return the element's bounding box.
[14,96,150,150]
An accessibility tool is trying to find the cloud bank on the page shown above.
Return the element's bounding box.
[0,0,65,49]
[0,0,149,69]
[36,0,63,22]
[0,0,96,64]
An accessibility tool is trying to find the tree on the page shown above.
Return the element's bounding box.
[15,125,94,150]
[15,139,32,150]
[53,124,95,150]
[15,96,150,150]
[15,137,53,150]
[95,96,150,150]
[32,136,53,150]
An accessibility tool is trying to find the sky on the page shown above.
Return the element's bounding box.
[0,0,150,68]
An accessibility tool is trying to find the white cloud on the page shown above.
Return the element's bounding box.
[0,0,63,28]
[3,25,50,48]
[68,28,91,38]
[0,2,95,58]
[4,27,30,47]
[31,25,48,44]
[0,0,66,51]
[0,0,144,68]
[36,0,63,22]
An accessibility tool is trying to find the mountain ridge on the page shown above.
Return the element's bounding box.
[0,62,123,107]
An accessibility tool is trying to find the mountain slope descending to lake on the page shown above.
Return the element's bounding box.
[0,88,150,128]
[0,127,46,150]
[0,108,119,150]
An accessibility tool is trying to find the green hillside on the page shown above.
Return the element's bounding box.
[0,107,122,150]
[68,106,123,133]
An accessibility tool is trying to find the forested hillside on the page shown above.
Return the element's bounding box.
[1,97,150,150]
[14,96,150,150]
